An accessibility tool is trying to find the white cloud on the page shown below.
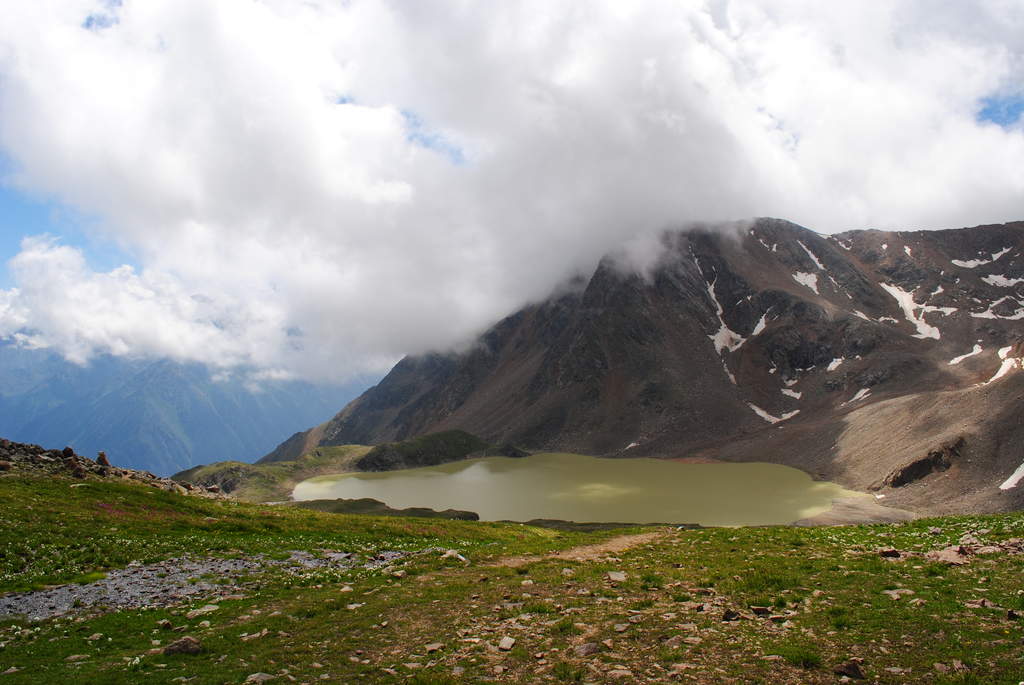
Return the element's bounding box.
[0,0,1022,380]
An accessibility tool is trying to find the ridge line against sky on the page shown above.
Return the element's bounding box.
[0,0,1023,382]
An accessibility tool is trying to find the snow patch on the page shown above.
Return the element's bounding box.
[970,296,1024,320]
[747,403,799,424]
[853,310,870,321]
[841,388,871,405]
[625,441,640,450]
[752,310,770,336]
[879,283,941,339]
[797,241,825,270]
[792,272,819,295]
[983,345,1022,385]
[781,388,802,399]
[827,358,844,372]
[999,461,1024,490]
[903,245,912,257]
[951,246,1012,269]
[784,378,799,387]
[697,265,746,355]
[948,344,983,365]
[981,274,1024,287]
[881,243,888,250]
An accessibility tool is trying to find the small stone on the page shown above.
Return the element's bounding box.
[521,579,534,586]
[86,633,103,641]
[683,637,702,645]
[1007,609,1020,621]
[96,451,111,467]
[0,461,12,472]
[607,669,633,679]
[392,570,406,578]
[65,655,88,662]
[244,674,275,683]
[402,663,422,670]
[451,666,465,676]
[574,642,600,657]
[2,667,20,675]
[722,609,741,621]
[163,636,202,655]
[425,642,444,654]
[749,606,770,616]
[185,604,218,619]
[440,549,468,563]
[928,526,942,535]
[627,615,643,624]
[878,548,901,558]
[339,586,353,593]
[614,623,629,632]
[606,571,627,583]
[157,619,173,630]
[881,589,914,600]
[601,639,614,650]
[498,636,516,651]
[934,663,950,673]
[834,661,866,679]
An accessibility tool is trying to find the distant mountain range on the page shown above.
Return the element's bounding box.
[264,218,1024,516]
[0,343,371,475]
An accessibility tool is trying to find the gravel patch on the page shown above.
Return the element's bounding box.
[0,549,410,621]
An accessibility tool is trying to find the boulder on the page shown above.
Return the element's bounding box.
[163,636,202,655]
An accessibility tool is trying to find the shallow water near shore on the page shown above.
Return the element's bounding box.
[292,452,862,526]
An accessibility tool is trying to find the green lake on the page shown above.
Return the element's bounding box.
[292,452,861,526]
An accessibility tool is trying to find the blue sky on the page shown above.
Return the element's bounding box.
[0,180,133,289]
[978,95,1024,127]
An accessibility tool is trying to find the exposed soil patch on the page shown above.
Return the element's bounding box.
[495,531,666,568]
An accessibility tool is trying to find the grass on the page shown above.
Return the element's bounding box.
[2,473,1024,683]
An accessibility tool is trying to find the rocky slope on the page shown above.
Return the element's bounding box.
[269,219,1024,515]
[0,438,224,498]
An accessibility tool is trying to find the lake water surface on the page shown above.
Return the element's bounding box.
[292,452,861,526]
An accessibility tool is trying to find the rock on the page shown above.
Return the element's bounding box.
[878,548,901,558]
[926,546,970,565]
[683,637,702,645]
[627,615,643,624]
[749,606,771,616]
[574,642,600,657]
[614,623,629,632]
[96,451,111,467]
[440,550,468,563]
[244,674,275,683]
[881,589,914,600]
[607,669,633,678]
[425,642,444,654]
[71,465,87,479]
[451,666,465,676]
[185,604,219,619]
[392,569,406,578]
[207,484,220,493]
[0,461,12,471]
[964,598,998,609]
[62,447,75,459]
[65,654,88,662]
[722,609,741,621]
[163,636,202,655]
[928,526,943,535]
[1008,609,1020,621]
[670,663,696,674]
[498,636,516,651]
[157,619,173,630]
[606,571,627,583]
[2,667,20,675]
[834,660,866,679]
[86,633,103,641]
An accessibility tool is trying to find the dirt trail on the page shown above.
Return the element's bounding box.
[495,530,666,568]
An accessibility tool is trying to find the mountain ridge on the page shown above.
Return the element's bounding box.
[263,218,1024,516]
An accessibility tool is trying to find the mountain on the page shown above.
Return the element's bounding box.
[264,218,1024,516]
[0,344,371,475]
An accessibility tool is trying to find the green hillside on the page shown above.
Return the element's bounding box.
[1,473,1023,683]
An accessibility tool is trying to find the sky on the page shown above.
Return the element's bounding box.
[0,0,1023,383]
